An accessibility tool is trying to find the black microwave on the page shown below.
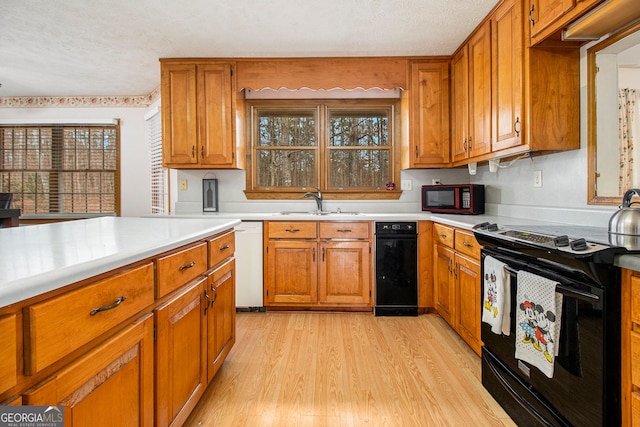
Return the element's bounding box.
[421,184,485,214]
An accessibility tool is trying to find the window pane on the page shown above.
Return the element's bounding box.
[329,149,389,188]
[258,111,315,147]
[256,149,315,187]
[329,111,388,147]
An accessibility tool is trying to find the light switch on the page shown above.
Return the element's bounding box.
[401,180,412,191]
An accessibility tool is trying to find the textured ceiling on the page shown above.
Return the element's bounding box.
[0,0,499,97]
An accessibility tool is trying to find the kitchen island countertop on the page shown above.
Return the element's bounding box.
[0,216,240,307]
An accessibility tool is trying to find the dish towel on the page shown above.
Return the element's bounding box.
[481,255,510,336]
[514,270,563,378]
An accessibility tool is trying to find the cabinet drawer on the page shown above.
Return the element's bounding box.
[156,242,208,298]
[268,221,317,239]
[209,231,235,268]
[0,314,18,394]
[455,230,481,260]
[433,223,454,248]
[319,221,369,239]
[25,263,154,375]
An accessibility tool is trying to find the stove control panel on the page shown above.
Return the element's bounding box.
[474,223,613,255]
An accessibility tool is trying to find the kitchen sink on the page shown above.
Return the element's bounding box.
[278,210,360,216]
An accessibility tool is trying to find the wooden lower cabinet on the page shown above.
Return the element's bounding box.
[264,221,372,310]
[23,314,154,427]
[265,240,318,304]
[206,259,236,383]
[623,268,640,426]
[433,223,482,355]
[0,314,18,396]
[319,240,371,305]
[155,277,208,427]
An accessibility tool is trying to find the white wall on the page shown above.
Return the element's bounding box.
[0,105,153,217]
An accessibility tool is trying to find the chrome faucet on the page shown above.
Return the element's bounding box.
[303,187,323,212]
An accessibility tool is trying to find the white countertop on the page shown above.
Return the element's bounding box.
[0,216,240,307]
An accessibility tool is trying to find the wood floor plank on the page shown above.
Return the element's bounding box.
[183,312,516,427]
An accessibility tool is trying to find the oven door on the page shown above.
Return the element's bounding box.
[480,248,621,427]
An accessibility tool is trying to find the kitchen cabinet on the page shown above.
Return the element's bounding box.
[622,268,640,426]
[0,220,237,427]
[0,314,18,396]
[528,0,603,45]
[155,231,236,427]
[432,223,482,355]
[205,259,236,383]
[23,314,154,427]
[155,277,207,427]
[264,221,372,310]
[409,60,450,166]
[160,60,237,169]
[452,20,492,163]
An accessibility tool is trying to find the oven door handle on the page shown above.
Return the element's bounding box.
[485,353,558,427]
[504,265,600,303]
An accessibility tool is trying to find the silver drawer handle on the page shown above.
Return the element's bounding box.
[179,261,196,271]
[90,296,126,316]
[219,244,230,250]
[463,242,474,247]
[286,229,300,233]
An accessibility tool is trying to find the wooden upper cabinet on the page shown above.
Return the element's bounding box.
[492,0,524,152]
[529,0,575,39]
[161,61,236,169]
[409,61,450,167]
[451,46,469,163]
[467,21,492,159]
[452,20,492,163]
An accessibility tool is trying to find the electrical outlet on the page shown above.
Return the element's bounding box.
[401,180,412,190]
[534,170,542,188]
[432,178,441,185]
[179,179,188,191]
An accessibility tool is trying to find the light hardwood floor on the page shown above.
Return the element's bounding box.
[184,312,516,427]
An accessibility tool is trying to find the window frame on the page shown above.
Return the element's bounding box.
[0,122,121,217]
[244,98,402,200]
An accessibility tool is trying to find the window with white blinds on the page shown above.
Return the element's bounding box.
[147,110,167,214]
[0,122,120,215]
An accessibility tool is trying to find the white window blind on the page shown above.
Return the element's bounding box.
[147,109,167,214]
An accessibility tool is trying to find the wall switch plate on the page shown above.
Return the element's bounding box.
[179,179,188,191]
[534,170,542,188]
[432,178,441,185]
[401,180,412,190]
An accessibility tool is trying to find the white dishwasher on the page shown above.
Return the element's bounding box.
[234,221,264,311]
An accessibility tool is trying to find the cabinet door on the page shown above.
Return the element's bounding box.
[410,61,450,166]
[451,46,469,163]
[0,314,17,396]
[433,244,456,326]
[23,314,154,427]
[198,63,235,167]
[319,241,371,305]
[161,63,198,166]
[456,254,482,356]
[206,259,236,383]
[492,0,524,152]
[529,0,575,39]
[155,278,207,427]
[265,240,318,304]
[468,20,492,158]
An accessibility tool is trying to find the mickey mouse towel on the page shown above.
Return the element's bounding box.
[481,255,510,335]
[515,270,563,378]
